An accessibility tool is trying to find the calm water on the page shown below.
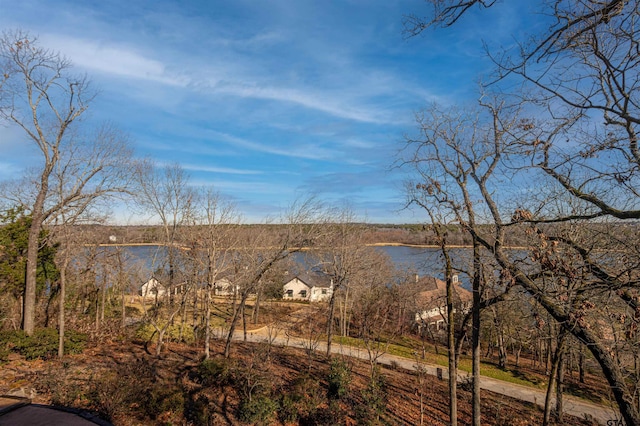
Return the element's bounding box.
[374,246,473,287]
[113,244,472,286]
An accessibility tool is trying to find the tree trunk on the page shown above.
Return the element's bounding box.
[252,287,261,325]
[192,287,199,327]
[100,271,107,323]
[204,257,215,359]
[121,278,126,330]
[556,344,566,423]
[579,346,585,384]
[118,251,126,330]
[155,328,165,357]
[445,255,457,426]
[471,241,481,426]
[497,328,507,369]
[58,266,66,358]
[242,302,247,341]
[224,293,247,358]
[543,329,566,426]
[341,287,349,336]
[204,283,212,359]
[94,288,100,331]
[326,287,339,357]
[23,190,47,335]
[179,301,187,341]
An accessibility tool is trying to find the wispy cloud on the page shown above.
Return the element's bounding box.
[202,131,339,161]
[181,163,262,175]
[213,83,397,124]
[42,34,189,87]
[40,29,414,124]
[190,179,295,195]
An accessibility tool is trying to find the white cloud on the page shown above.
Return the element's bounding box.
[42,34,189,87]
[181,163,263,175]
[215,83,395,124]
[36,31,409,125]
[190,179,294,195]
[205,131,338,161]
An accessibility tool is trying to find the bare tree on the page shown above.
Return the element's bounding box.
[313,208,372,357]
[135,162,195,300]
[0,30,135,335]
[403,3,640,422]
[223,197,324,359]
[349,250,397,376]
[401,102,516,426]
[134,162,197,356]
[193,188,241,359]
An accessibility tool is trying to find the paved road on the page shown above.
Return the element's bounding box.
[224,327,622,426]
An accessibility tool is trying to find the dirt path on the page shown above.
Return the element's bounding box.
[227,326,620,426]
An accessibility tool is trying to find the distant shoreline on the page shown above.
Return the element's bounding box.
[92,242,528,250]
[91,243,167,247]
[366,242,468,249]
[92,242,471,249]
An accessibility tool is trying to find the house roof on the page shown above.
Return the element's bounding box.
[415,275,472,307]
[289,272,333,289]
[140,277,164,288]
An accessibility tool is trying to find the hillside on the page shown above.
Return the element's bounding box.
[0,338,598,426]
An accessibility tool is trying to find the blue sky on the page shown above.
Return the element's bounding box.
[0,0,532,224]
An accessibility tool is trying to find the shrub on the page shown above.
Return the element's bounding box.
[237,395,278,425]
[196,357,232,387]
[0,330,15,363]
[85,359,183,422]
[278,394,299,424]
[278,374,324,423]
[41,362,86,408]
[3,328,87,360]
[64,330,88,355]
[87,371,138,421]
[327,358,351,401]
[184,395,210,426]
[144,387,185,419]
[356,371,387,425]
[0,345,9,363]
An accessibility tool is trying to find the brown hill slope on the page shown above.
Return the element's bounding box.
[0,339,597,425]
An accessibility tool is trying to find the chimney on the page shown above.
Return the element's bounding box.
[415,274,419,283]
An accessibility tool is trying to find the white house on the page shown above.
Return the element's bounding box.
[213,276,239,296]
[283,272,333,302]
[140,277,167,299]
[140,277,190,300]
[414,274,472,330]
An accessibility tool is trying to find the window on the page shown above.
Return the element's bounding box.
[286,289,293,297]
[321,289,327,295]
[300,290,307,298]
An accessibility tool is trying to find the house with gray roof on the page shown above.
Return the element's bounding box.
[282,272,333,302]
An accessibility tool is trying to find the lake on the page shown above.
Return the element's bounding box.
[111,244,472,286]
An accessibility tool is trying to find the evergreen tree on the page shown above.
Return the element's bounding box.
[0,207,58,319]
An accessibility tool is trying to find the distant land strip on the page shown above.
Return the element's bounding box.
[89,242,532,250]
